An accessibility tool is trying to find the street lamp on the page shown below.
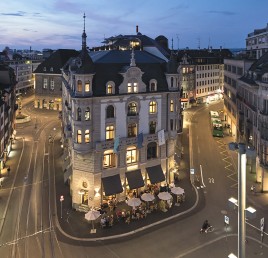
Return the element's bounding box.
[228,142,257,258]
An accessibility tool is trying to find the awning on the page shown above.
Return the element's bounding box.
[102,174,123,196]
[146,165,165,184]
[64,165,72,183]
[126,169,144,190]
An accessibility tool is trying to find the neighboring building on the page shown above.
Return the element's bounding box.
[177,49,232,109]
[34,49,79,110]
[0,64,17,174]
[6,59,41,93]
[236,51,268,191]
[246,23,268,59]
[223,58,254,139]
[62,17,182,210]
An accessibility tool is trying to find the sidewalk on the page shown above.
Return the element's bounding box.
[54,128,199,240]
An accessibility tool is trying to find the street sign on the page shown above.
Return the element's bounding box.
[260,217,264,231]
[190,168,195,174]
[225,215,229,225]
[60,195,64,202]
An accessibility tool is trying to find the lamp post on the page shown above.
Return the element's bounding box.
[228,142,256,258]
[60,195,64,219]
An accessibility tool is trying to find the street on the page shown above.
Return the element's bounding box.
[0,95,267,258]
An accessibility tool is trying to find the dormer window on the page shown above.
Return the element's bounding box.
[106,81,115,95]
[77,80,82,92]
[127,81,138,93]
[85,81,90,92]
[85,107,90,121]
[150,80,157,92]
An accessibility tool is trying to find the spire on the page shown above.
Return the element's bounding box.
[82,13,87,51]
[171,38,174,50]
[130,48,136,67]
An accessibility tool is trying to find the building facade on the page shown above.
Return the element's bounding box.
[0,64,17,175]
[62,21,182,210]
[177,49,232,109]
[34,49,79,111]
[246,23,268,59]
[223,58,254,139]
[236,52,268,191]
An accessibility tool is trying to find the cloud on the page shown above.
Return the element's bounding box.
[207,10,236,16]
[1,11,26,16]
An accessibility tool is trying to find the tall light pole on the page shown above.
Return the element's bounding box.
[228,142,256,258]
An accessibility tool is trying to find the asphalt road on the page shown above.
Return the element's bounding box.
[0,96,267,258]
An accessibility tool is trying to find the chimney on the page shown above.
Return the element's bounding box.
[136,25,139,34]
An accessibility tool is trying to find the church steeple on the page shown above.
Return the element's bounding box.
[82,13,87,51]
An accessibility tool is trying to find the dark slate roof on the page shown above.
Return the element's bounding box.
[75,49,95,74]
[34,49,79,74]
[167,51,178,73]
[87,50,169,96]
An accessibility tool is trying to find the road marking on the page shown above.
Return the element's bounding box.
[199,164,206,188]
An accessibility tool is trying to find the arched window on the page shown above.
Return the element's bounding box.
[128,102,137,116]
[149,101,157,114]
[77,80,82,92]
[147,142,157,160]
[107,84,113,94]
[106,105,115,118]
[85,129,90,143]
[77,107,81,121]
[85,81,90,92]
[85,107,90,121]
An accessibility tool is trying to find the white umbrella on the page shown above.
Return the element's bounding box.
[158,192,172,201]
[85,210,101,233]
[127,197,142,208]
[141,193,155,202]
[171,187,184,195]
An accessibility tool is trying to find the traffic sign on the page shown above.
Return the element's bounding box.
[260,217,264,231]
[60,195,64,202]
[225,215,229,225]
[190,168,195,174]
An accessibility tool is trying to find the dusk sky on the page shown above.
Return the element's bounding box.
[1,0,268,51]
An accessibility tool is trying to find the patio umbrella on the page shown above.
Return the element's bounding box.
[85,209,101,233]
[141,193,155,202]
[127,197,142,208]
[158,191,172,201]
[171,186,184,195]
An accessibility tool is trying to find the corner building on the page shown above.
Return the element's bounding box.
[61,21,182,209]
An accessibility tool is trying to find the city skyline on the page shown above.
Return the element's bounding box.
[1,0,268,51]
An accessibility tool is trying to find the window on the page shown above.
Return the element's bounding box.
[149,121,156,134]
[171,77,174,87]
[128,123,137,137]
[170,100,174,112]
[106,105,115,118]
[85,129,90,143]
[150,82,157,91]
[43,78,48,89]
[170,119,174,130]
[147,142,157,159]
[128,102,137,116]
[127,82,138,93]
[85,81,90,92]
[85,107,90,121]
[77,107,81,121]
[107,84,113,94]
[50,67,53,72]
[43,67,46,72]
[77,80,82,92]
[106,125,114,140]
[50,78,54,90]
[103,150,116,168]
[126,146,137,164]
[77,130,82,143]
[149,101,157,114]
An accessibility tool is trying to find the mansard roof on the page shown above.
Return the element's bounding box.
[34,49,79,74]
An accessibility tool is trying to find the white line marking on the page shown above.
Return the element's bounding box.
[200,164,206,188]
